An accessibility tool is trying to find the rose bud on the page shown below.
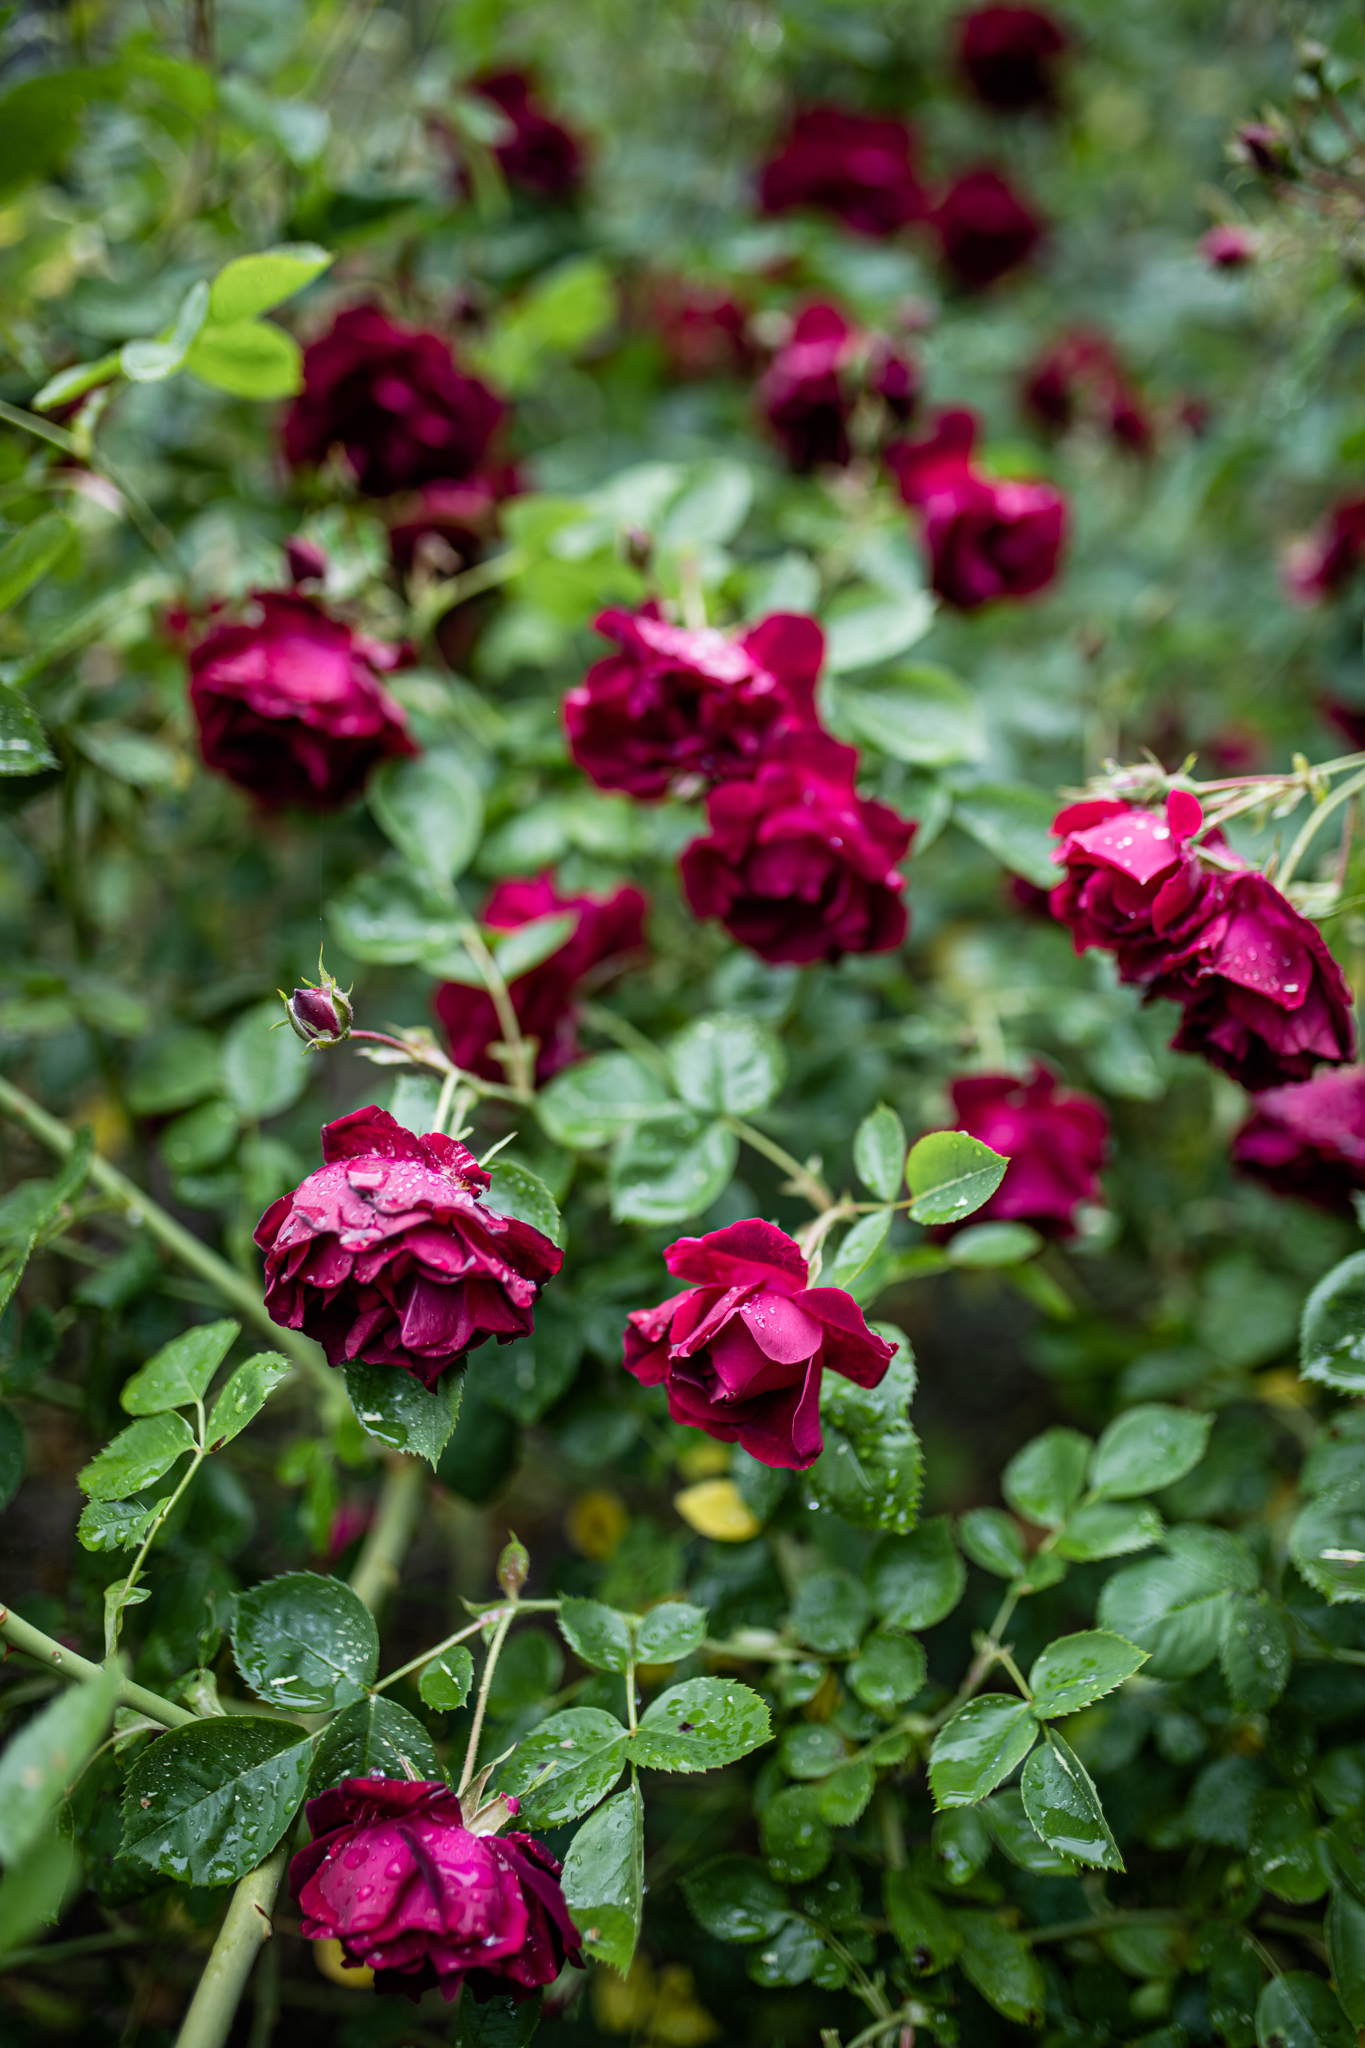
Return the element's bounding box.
[1200,224,1259,269]
[284,535,328,586]
[622,1219,896,1470]
[256,1108,563,1388]
[497,1532,530,1597]
[939,1066,1108,1235]
[188,591,416,812]
[933,166,1044,291]
[564,602,823,800]
[290,1779,582,2004]
[679,732,914,965]
[285,978,354,1048]
[467,69,585,201]
[1283,497,1365,605]
[887,409,1067,610]
[1237,122,1291,177]
[283,304,507,500]
[434,874,647,1084]
[757,105,929,239]
[956,5,1069,113]
[1233,1068,1365,1211]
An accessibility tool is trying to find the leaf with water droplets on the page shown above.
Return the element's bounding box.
[121,1718,311,1886]
[308,1697,440,1796]
[232,1571,379,1712]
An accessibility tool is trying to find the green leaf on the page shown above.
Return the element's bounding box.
[1054,1498,1163,1561]
[476,256,615,391]
[419,1646,475,1711]
[847,1632,927,1716]
[1163,1523,1258,1593]
[344,1360,463,1467]
[828,663,984,766]
[818,1760,875,1825]
[1256,1972,1354,2048]
[1028,1630,1147,1719]
[658,460,754,549]
[1090,1403,1212,1499]
[758,1784,832,1885]
[1097,1553,1230,1679]
[0,514,76,615]
[78,1411,195,1501]
[681,1855,789,1943]
[496,1709,628,1828]
[120,280,209,382]
[1301,1251,1365,1391]
[232,1571,379,1712]
[328,867,463,965]
[0,1663,119,1864]
[0,1825,78,1953]
[561,1779,643,1975]
[77,1496,160,1553]
[307,1697,439,1796]
[804,1332,921,1533]
[486,1161,560,1245]
[536,1052,673,1149]
[1021,1733,1124,1871]
[635,1602,707,1664]
[746,1913,826,1987]
[609,1112,737,1225]
[792,1569,869,1656]
[121,1717,311,1886]
[823,595,935,675]
[628,1677,770,1773]
[870,1517,966,1630]
[221,1001,309,1121]
[184,320,302,398]
[74,724,185,791]
[905,1130,1008,1227]
[933,1807,992,1885]
[945,1220,1043,1268]
[929,1695,1039,1809]
[1003,1426,1093,1528]
[31,353,122,411]
[952,782,1060,889]
[120,1319,239,1416]
[477,1298,583,1425]
[204,1353,291,1449]
[956,1908,1046,2027]
[206,244,333,324]
[1328,1884,1365,2025]
[126,1029,222,1116]
[824,1209,892,1290]
[455,1993,544,2047]
[368,749,484,891]
[854,1104,907,1202]
[982,1788,1079,1875]
[778,1724,847,1780]
[666,1013,786,1116]
[884,1872,963,1974]
[558,1596,634,1674]
[1249,1790,1332,1904]
[0,681,58,776]
[1290,1476,1365,1604]
[445,912,575,985]
[958,1508,1027,1580]
[1221,1592,1291,1712]
[0,1404,24,1513]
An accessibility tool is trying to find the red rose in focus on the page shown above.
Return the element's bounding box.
[1048,790,1225,983]
[679,732,914,964]
[1283,498,1365,605]
[256,1108,562,1388]
[565,602,823,800]
[888,409,1067,610]
[469,70,585,201]
[188,591,415,811]
[435,873,647,1083]
[758,105,929,239]
[1200,224,1258,269]
[1233,1067,1365,1211]
[291,1779,581,2003]
[639,277,757,382]
[623,1220,896,1469]
[933,167,1043,290]
[283,305,506,499]
[956,5,1069,112]
[943,1066,1107,1235]
[1022,330,1153,455]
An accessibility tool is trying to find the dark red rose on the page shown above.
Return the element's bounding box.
[887,409,1067,610]
[639,277,758,381]
[758,302,858,471]
[256,1108,563,1389]
[1283,498,1365,604]
[1161,871,1355,1091]
[956,5,1068,112]
[290,1779,581,2003]
[1326,699,1365,752]
[564,602,823,800]
[188,591,416,811]
[1200,224,1258,269]
[434,873,647,1084]
[758,105,929,239]
[1022,330,1152,454]
[1233,1067,1365,1211]
[386,478,503,581]
[933,167,1043,290]
[283,305,506,499]
[622,1219,896,1470]
[943,1066,1107,1235]
[470,69,585,201]
[679,731,914,964]
[1048,790,1227,983]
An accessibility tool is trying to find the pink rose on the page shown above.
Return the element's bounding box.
[933,167,1043,290]
[943,1067,1107,1235]
[757,105,929,239]
[622,1220,896,1470]
[1200,224,1259,269]
[888,409,1067,609]
[956,5,1069,112]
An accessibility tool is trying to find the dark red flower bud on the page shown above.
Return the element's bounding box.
[758,105,929,240]
[637,277,758,382]
[1237,123,1291,176]
[284,536,328,586]
[933,167,1043,291]
[622,1219,896,1470]
[286,979,354,1047]
[1022,330,1153,455]
[940,1066,1108,1236]
[290,1778,581,2003]
[956,5,1069,113]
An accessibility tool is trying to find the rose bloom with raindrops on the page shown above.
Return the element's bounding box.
[6,6,1365,2048]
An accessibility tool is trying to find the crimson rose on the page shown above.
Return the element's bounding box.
[679,732,914,964]
[1048,790,1225,984]
[637,276,757,381]
[1022,330,1153,454]
[290,1779,581,2003]
[1283,496,1365,604]
[933,167,1043,290]
[435,873,647,1083]
[758,105,928,238]
[188,591,415,810]
[622,1220,896,1469]
[256,1109,562,1388]
[758,302,919,472]
[1233,1067,1365,1211]
[956,5,1069,112]
[565,602,823,799]
[945,1067,1108,1235]
[283,305,506,499]
[887,409,1066,609]
[470,69,585,200]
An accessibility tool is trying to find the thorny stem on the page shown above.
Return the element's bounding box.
[459,1605,516,1795]
[0,1603,195,1728]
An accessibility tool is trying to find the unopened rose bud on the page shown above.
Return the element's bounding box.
[284,978,354,1047]
[497,1532,530,1598]
[284,535,329,586]
[621,525,653,572]
[1237,122,1291,176]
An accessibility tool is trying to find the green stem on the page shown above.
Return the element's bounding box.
[454,922,535,1099]
[348,1458,428,1615]
[373,1612,490,1695]
[458,1605,516,1795]
[624,1657,638,1735]
[412,547,526,639]
[0,1603,194,1728]
[841,2005,929,2048]
[173,1842,290,2048]
[722,1116,834,1212]
[107,1423,206,1655]
[1278,766,1365,888]
[1026,1909,1184,1946]
[0,398,185,575]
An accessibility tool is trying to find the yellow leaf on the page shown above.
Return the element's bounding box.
[566,1488,630,1560]
[673,1479,760,1543]
[677,1440,731,1480]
